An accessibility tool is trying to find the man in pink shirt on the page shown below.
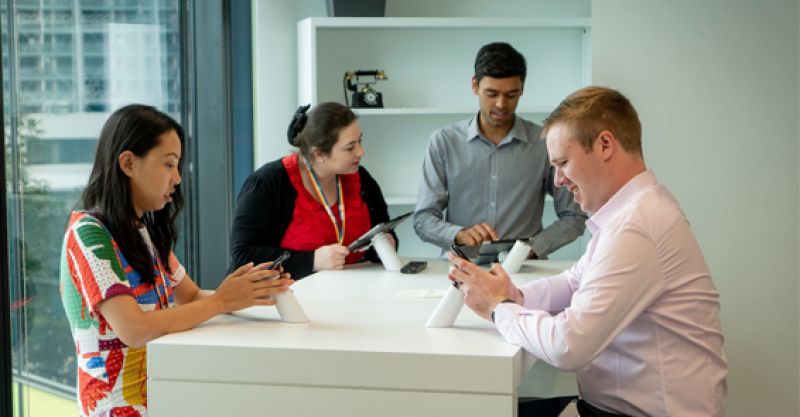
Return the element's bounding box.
[449,86,727,417]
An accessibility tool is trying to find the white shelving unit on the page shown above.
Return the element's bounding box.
[351,106,556,116]
[298,17,591,258]
[298,17,590,205]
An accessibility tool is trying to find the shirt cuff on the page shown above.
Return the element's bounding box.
[445,224,465,245]
[170,264,186,286]
[528,237,548,260]
[492,301,525,330]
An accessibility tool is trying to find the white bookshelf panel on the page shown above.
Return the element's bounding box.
[312,26,587,109]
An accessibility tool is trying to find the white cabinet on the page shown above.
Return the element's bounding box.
[297,17,591,257]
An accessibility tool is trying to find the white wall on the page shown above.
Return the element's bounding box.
[252,0,326,167]
[592,1,799,416]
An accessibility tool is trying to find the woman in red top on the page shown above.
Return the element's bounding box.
[229,102,395,279]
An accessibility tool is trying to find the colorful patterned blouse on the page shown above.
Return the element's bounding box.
[60,211,185,417]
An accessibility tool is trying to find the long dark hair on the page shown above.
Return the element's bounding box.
[80,104,185,285]
[287,102,357,160]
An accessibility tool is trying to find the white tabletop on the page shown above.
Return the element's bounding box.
[148,260,571,395]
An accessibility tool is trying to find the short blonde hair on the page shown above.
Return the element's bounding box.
[542,86,642,155]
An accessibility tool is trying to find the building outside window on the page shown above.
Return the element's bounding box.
[2,0,185,415]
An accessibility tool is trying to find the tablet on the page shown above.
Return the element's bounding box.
[475,239,519,265]
[347,211,413,252]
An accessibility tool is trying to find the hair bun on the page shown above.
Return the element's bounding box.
[287,104,311,145]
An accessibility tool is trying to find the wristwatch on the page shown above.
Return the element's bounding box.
[490,299,517,323]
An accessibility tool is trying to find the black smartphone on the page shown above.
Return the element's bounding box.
[449,244,470,261]
[267,251,291,270]
[400,261,427,274]
[449,245,470,288]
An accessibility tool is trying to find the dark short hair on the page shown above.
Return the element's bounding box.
[287,102,358,161]
[542,86,642,156]
[474,42,527,84]
[81,104,185,285]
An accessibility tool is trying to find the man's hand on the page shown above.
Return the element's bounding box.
[446,253,523,320]
[454,223,500,246]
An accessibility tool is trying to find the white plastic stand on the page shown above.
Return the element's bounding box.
[425,284,465,328]
[274,291,310,323]
[371,232,403,271]
[501,240,532,274]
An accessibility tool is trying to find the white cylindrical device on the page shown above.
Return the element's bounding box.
[371,232,403,271]
[274,291,310,323]
[425,284,465,328]
[501,239,532,274]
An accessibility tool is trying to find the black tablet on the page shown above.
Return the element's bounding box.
[475,239,519,264]
[347,211,413,252]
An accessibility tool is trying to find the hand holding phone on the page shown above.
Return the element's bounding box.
[449,245,471,288]
[267,251,291,271]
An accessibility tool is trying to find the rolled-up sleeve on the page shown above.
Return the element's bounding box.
[413,131,463,248]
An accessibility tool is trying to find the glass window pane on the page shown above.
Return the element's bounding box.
[2,0,184,415]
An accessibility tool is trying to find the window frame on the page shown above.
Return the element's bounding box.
[0,0,254,412]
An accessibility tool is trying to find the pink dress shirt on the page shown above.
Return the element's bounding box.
[494,171,727,417]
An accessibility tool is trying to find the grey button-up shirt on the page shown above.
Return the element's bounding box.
[413,114,587,257]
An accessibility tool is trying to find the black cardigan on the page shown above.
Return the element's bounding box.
[229,158,393,279]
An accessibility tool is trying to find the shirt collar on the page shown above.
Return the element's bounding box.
[466,113,528,145]
[586,170,658,234]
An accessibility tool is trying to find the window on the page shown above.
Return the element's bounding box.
[2,0,186,415]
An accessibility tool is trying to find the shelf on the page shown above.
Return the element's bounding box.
[353,107,555,116]
[304,17,591,30]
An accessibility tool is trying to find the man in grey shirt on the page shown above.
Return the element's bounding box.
[414,42,586,258]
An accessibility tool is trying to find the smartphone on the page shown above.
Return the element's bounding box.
[267,251,291,271]
[400,261,427,274]
[449,244,470,261]
[448,245,470,288]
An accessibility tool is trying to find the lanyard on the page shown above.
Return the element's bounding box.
[151,251,171,309]
[303,158,346,244]
[142,226,170,309]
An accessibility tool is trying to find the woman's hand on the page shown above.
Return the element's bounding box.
[384,233,397,249]
[213,263,293,313]
[313,244,349,271]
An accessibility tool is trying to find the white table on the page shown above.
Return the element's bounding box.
[147,260,571,417]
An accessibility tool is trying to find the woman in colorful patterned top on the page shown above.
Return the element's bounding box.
[59,105,294,417]
[229,102,396,279]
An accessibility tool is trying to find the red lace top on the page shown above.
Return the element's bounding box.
[279,153,371,264]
